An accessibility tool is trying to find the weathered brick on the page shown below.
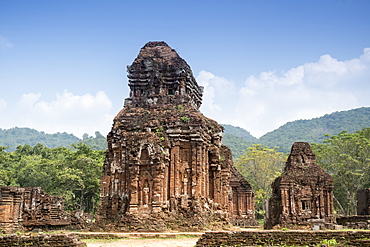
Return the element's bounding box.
[265,142,335,229]
[95,42,257,231]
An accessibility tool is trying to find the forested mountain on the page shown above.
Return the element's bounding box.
[0,127,107,152]
[0,127,79,151]
[80,131,108,150]
[222,124,257,141]
[222,107,370,154]
[221,124,257,158]
[259,107,370,152]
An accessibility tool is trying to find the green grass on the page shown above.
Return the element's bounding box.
[82,238,120,244]
[256,218,264,226]
[175,234,200,239]
[41,230,77,234]
[132,235,199,240]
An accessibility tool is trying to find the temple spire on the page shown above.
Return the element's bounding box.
[125,41,203,109]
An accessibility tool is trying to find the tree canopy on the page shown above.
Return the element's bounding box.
[235,144,287,216]
[312,128,370,216]
[0,143,104,214]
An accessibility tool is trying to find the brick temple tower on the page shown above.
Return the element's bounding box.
[265,142,335,229]
[95,41,256,231]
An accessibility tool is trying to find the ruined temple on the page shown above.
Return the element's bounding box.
[95,41,256,231]
[265,142,335,229]
[0,186,71,233]
[357,189,370,215]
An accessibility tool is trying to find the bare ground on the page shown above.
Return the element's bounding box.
[84,237,199,247]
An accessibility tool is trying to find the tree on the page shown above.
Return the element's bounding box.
[7,143,104,214]
[65,143,104,213]
[78,131,107,150]
[94,131,105,139]
[312,128,370,216]
[0,146,17,186]
[235,144,286,216]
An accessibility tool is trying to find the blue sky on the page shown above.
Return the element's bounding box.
[1,0,370,138]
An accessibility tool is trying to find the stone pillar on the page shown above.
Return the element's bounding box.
[129,165,139,214]
[170,146,178,199]
[319,189,325,218]
[205,148,209,198]
[281,186,289,216]
[196,144,202,197]
[191,144,198,197]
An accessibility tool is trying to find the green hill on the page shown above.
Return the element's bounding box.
[0,127,107,152]
[259,107,370,152]
[222,124,258,142]
[221,124,257,159]
[80,131,108,150]
[222,107,370,154]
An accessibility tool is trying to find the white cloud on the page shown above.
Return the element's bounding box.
[360,48,370,62]
[4,90,114,138]
[196,70,235,120]
[17,93,42,108]
[197,48,370,138]
[0,36,14,49]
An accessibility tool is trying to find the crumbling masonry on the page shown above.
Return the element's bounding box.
[95,41,256,231]
[265,142,335,229]
[0,186,70,233]
[357,189,370,215]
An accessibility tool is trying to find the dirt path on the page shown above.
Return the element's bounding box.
[85,237,199,247]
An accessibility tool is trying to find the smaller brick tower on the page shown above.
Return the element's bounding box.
[265,142,335,229]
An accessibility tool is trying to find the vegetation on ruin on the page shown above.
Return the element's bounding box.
[0,143,104,214]
[180,116,190,123]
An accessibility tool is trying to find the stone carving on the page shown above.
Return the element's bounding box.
[95,41,256,231]
[265,142,335,229]
[0,186,71,233]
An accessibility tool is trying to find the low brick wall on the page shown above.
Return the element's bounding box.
[196,230,370,246]
[337,215,370,229]
[0,234,86,247]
